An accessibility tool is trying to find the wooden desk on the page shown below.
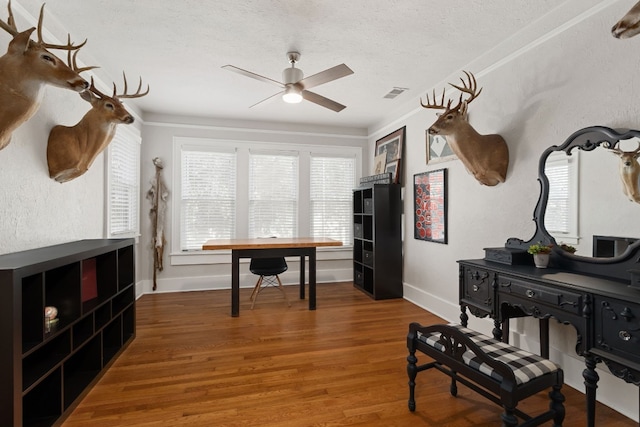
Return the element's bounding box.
[202,238,343,316]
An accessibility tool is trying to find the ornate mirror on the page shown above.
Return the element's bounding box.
[506,126,640,283]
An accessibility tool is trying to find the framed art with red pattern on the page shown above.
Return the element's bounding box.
[414,168,447,243]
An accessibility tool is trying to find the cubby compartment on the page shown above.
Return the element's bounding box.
[103,316,123,365]
[122,305,135,344]
[23,367,62,427]
[45,263,81,329]
[112,285,134,316]
[22,273,44,353]
[362,215,373,240]
[1,239,135,426]
[95,301,112,330]
[23,330,71,392]
[118,245,135,290]
[64,335,102,409]
[73,313,94,350]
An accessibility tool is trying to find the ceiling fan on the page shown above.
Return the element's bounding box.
[222,52,354,112]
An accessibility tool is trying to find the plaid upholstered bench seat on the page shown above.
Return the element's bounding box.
[407,323,565,427]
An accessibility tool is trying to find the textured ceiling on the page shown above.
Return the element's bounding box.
[4,1,615,130]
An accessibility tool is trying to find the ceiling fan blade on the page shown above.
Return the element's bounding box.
[249,90,284,108]
[298,64,354,90]
[302,90,346,112]
[222,65,284,88]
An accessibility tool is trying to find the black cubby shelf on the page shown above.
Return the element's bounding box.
[0,239,136,427]
[352,184,403,300]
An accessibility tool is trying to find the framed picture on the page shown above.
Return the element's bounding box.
[427,132,457,164]
[373,153,386,174]
[375,126,405,184]
[414,168,447,244]
[385,160,399,183]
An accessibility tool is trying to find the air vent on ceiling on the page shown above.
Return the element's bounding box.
[384,87,409,99]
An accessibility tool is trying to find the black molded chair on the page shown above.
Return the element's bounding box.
[249,257,290,309]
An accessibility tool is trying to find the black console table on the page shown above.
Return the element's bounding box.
[458,258,640,427]
[459,126,640,427]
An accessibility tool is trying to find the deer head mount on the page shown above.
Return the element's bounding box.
[421,71,509,186]
[47,73,149,183]
[0,0,89,151]
[612,1,640,39]
[606,140,640,203]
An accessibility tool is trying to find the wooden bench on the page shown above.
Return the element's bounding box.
[407,323,565,427]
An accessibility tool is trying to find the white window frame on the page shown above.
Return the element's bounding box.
[171,137,361,265]
[105,125,141,239]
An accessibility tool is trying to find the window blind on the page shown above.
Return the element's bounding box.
[181,149,236,250]
[310,154,355,244]
[545,154,572,234]
[108,127,140,237]
[249,150,298,238]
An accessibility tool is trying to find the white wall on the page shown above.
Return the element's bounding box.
[377,1,640,421]
[138,114,368,294]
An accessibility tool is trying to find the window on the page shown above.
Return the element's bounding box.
[172,137,361,259]
[544,151,578,243]
[107,126,140,237]
[249,150,298,238]
[310,154,356,243]
[180,147,237,250]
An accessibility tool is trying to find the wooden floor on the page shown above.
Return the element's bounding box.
[61,283,635,427]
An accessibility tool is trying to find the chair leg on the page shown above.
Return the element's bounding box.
[275,275,291,307]
[250,276,264,309]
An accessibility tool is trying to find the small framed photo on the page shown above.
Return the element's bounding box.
[373,153,386,175]
[427,132,457,164]
[385,160,400,184]
[375,126,405,184]
[414,168,447,244]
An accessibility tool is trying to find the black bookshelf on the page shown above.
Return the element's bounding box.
[352,184,402,299]
[0,239,135,427]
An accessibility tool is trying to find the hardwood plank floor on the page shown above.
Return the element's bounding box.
[62,283,635,426]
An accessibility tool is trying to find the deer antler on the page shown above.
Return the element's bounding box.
[66,36,97,74]
[420,71,482,113]
[113,72,150,99]
[1,1,87,51]
[0,0,18,35]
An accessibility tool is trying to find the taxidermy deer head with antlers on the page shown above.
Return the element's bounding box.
[47,73,148,183]
[607,140,640,203]
[421,71,509,186]
[0,1,89,151]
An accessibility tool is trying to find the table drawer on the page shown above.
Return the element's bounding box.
[593,296,640,365]
[460,266,493,310]
[497,277,582,315]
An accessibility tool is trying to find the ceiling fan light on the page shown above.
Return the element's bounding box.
[283,87,302,104]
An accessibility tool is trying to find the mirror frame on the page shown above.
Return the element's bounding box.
[505,125,640,282]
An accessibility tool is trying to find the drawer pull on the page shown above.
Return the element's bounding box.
[526,289,535,298]
[473,285,480,292]
[619,330,632,341]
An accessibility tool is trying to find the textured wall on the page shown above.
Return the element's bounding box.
[376,1,640,420]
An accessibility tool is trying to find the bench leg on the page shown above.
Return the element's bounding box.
[450,371,458,397]
[550,383,566,427]
[407,349,418,412]
[500,406,518,427]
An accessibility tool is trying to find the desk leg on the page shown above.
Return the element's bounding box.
[232,251,240,317]
[583,353,599,427]
[299,255,306,300]
[309,250,316,310]
[539,318,549,359]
